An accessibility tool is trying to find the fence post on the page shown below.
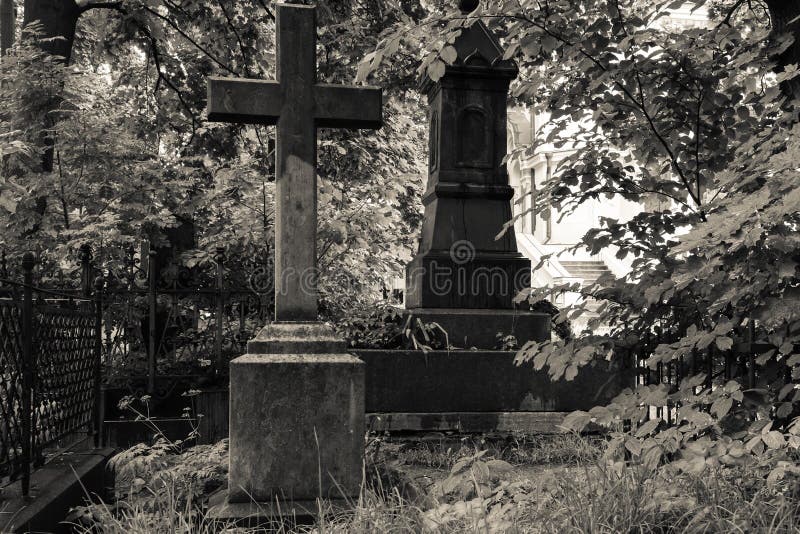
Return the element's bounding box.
[93,274,104,448]
[20,252,35,497]
[747,321,756,389]
[214,247,225,377]
[706,346,714,390]
[148,249,157,394]
[79,243,92,297]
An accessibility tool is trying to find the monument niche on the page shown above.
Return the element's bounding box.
[404,11,549,348]
[205,3,381,521]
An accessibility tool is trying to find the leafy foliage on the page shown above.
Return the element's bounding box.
[1,1,427,318]
[356,0,800,476]
[336,301,407,349]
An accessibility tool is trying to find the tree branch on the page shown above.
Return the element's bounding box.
[718,0,747,28]
[78,1,123,14]
[490,11,705,213]
[694,90,704,204]
[141,5,239,75]
[252,0,275,21]
[216,0,251,76]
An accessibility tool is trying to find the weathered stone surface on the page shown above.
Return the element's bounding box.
[355,349,629,413]
[172,345,626,442]
[405,255,533,310]
[247,321,347,354]
[405,19,531,310]
[207,493,347,523]
[228,353,365,503]
[205,3,375,516]
[0,448,115,533]
[207,3,382,322]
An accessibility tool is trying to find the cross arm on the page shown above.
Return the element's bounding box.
[207,77,283,125]
[314,84,382,130]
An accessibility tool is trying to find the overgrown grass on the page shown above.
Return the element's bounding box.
[536,462,800,533]
[70,434,800,533]
[373,432,603,469]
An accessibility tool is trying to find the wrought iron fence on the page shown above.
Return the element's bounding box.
[99,245,273,397]
[0,253,101,496]
[3,242,273,395]
[632,319,768,426]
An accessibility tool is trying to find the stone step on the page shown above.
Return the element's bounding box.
[562,268,611,275]
[559,260,612,288]
[560,261,609,268]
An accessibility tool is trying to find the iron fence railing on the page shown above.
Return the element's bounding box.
[98,245,273,396]
[631,321,773,426]
[4,244,274,400]
[0,253,101,496]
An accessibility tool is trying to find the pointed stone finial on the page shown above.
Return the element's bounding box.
[458,0,479,14]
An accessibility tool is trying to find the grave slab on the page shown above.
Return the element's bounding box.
[0,448,114,534]
[356,349,629,414]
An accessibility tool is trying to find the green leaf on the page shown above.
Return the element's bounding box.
[561,410,592,432]
[711,397,733,419]
[642,445,662,470]
[625,437,643,456]
[486,459,514,475]
[715,336,733,351]
[440,45,458,64]
[541,35,559,54]
[427,59,446,82]
[763,431,785,450]
[564,363,579,381]
[635,419,659,437]
[778,383,796,401]
[777,402,794,419]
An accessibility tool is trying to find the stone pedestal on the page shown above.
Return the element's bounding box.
[405,252,532,310]
[404,20,544,343]
[209,322,364,522]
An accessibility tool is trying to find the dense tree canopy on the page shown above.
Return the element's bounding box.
[0,0,427,313]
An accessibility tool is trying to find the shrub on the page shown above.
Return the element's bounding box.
[335,302,406,349]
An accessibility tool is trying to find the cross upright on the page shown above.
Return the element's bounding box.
[207,3,382,322]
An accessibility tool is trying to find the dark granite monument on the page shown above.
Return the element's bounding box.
[205,3,381,519]
[404,7,549,348]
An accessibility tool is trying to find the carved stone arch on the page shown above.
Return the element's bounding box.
[464,50,491,67]
[456,105,492,168]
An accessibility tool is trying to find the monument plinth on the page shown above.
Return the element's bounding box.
[404,17,548,348]
[226,326,364,502]
[205,2,380,522]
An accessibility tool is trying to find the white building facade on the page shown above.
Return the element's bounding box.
[507,4,709,310]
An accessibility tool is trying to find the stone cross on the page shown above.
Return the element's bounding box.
[207,3,382,322]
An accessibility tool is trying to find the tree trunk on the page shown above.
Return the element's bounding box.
[21,0,79,173]
[19,0,80,225]
[0,0,14,55]
[22,0,80,62]
[765,0,800,101]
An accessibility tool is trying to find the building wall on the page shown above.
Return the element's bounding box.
[507,3,709,279]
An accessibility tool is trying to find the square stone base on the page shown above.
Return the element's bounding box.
[228,352,365,503]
